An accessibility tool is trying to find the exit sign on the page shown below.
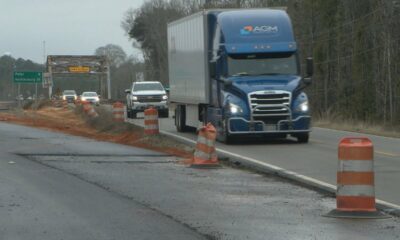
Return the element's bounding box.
[13,71,43,83]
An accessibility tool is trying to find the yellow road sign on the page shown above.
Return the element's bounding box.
[69,66,90,73]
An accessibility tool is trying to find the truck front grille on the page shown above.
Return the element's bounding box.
[137,95,163,103]
[249,91,291,125]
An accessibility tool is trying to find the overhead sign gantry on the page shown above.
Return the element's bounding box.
[46,55,111,99]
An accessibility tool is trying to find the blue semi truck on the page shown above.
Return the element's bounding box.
[167,9,313,143]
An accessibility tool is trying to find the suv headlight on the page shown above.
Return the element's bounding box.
[162,95,168,100]
[229,103,243,114]
[131,96,138,101]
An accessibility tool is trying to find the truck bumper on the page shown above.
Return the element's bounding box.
[131,101,168,112]
[227,116,311,134]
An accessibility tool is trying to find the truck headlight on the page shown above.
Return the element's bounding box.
[297,101,309,112]
[131,96,138,101]
[229,103,243,114]
[162,95,168,100]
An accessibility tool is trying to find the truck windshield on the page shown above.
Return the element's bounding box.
[134,83,164,91]
[227,54,298,77]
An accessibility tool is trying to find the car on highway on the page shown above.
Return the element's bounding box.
[62,90,78,103]
[81,92,100,105]
[125,81,169,119]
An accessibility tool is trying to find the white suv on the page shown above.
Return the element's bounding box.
[125,81,168,118]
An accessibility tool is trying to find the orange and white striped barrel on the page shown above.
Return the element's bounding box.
[75,98,82,106]
[191,123,219,168]
[144,107,159,135]
[62,100,68,109]
[112,102,124,122]
[87,104,98,118]
[325,137,387,218]
[83,102,91,114]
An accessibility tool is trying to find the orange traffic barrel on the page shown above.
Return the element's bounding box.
[83,102,91,114]
[62,100,68,109]
[75,98,81,106]
[191,123,220,168]
[325,137,388,218]
[87,104,98,118]
[144,107,159,135]
[112,102,125,122]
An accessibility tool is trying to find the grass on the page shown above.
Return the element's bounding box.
[313,115,400,138]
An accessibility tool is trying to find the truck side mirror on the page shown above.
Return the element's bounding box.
[125,89,131,94]
[306,57,313,77]
[210,62,216,78]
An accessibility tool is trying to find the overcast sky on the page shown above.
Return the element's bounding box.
[0,0,144,63]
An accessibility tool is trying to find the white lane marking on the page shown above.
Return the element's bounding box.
[123,120,400,211]
[313,127,400,141]
[311,138,399,158]
[375,151,399,157]
[158,129,400,211]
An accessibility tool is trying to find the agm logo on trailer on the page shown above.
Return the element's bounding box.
[240,25,279,35]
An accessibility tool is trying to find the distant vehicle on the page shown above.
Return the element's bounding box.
[125,81,169,119]
[62,90,77,103]
[168,9,313,143]
[15,94,24,101]
[81,92,100,105]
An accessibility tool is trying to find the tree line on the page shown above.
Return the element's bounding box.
[122,0,400,126]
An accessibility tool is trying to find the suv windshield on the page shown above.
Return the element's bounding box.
[82,92,97,97]
[63,90,76,95]
[133,83,164,91]
[227,54,298,77]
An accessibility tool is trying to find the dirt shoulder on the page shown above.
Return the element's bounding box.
[0,105,193,158]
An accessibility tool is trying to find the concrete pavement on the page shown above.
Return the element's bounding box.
[1,122,400,239]
[128,114,400,207]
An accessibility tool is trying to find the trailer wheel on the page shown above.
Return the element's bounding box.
[175,105,188,132]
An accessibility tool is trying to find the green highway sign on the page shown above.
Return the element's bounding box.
[13,71,43,83]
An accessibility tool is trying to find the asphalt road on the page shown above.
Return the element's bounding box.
[2,122,400,239]
[129,113,400,207]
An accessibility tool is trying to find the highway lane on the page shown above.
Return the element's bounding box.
[0,122,206,240]
[129,114,400,206]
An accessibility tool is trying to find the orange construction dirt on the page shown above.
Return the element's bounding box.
[0,107,192,158]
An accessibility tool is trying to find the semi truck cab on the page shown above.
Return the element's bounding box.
[168,9,312,143]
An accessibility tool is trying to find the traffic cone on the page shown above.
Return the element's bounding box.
[191,123,220,168]
[324,137,388,218]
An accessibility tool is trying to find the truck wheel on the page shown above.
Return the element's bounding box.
[160,109,169,118]
[296,133,309,143]
[131,111,137,119]
[217,119,233,144]
[175,105,188,132]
